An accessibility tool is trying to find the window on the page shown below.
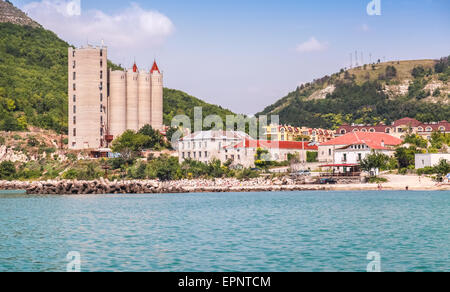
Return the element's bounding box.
[99,82,103,91]
[205,151,208,158]
[182,152,185,159]
[188,152,191,158]
[73,72,76,80]
[100,49,103,57]
[358,153,362,161]
[73,83,76,91]
[73,128,76,137]
[100,93,103,102]
[100,60,103,67]
[73,105,76,114]
[426,127,432,132]
[193,152,196,159]
[340,130,346,134]
[439,127,445,132]
[100,71,103,79]
[328,149,332,156]
[100,128,103,136]
[199,152,202,158]
[100,105,103,113]
[73,61,76,69]
[72,50,75,57]
[73,116,76,125]
[73,95,76,102]
[369,128,375,133]
[100,116,103,124]
[343,154,347,161]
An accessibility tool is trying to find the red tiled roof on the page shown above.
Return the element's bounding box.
[228,140,318,150]
[393,117,422,127]
[320,132,402,147]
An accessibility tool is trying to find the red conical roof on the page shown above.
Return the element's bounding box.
[132,63,138,73]
[150,60,160,73]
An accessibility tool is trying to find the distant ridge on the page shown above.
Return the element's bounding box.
[0,0,41,28]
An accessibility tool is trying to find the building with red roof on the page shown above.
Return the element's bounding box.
[318,132,403,163]
[223,139,319,167]
[336,118,450,140]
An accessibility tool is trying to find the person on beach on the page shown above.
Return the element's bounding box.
[406,186,409,191]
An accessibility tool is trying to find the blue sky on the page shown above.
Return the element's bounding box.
[14,0,450,114]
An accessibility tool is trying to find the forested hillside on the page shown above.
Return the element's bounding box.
[0,22,236,133]
[257,58,450,129]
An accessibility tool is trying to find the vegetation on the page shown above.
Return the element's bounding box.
[163,88,236,130]
[360,152,390,174]
[0,23,236,134]
[417,159,450,177]
[257,58,450,129]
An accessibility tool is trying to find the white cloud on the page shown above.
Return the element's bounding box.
[296,37,328,53]
[22,1,175,50]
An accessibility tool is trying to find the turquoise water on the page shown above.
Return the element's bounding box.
[0,191,449,272]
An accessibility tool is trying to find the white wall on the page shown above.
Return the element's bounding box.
[415,154,450,169]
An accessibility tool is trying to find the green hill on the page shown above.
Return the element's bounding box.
[257,59,450,129]
[0,21,235,133]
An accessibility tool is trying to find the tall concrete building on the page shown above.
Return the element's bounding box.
[68,45,164,150]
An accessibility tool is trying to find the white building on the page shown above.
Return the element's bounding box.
[319,132,403,163]
[178,131,251,164]
[224,140,318,168]
[415,153,450,169]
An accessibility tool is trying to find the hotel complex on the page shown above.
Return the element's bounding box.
[68,45,164,150]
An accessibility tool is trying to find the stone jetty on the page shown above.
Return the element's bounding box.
[0,177,333,195]
[1,176,448,195]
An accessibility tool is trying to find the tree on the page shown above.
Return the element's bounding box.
[395,147,420,169]
[385,65,397,80]
[434,159,450,176]
[138,124,167,150]
[360,151,389,175]
[404,134,428,149]
[0,161,16,180]
[111,130,150,160]
[254,148,272,169]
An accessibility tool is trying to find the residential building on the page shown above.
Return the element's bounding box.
[178,131,251,164]
[224,140,319,168]
[318,132,403,163]
[263,124,335,143]
[415,153,450,169]
[336,118,450,140]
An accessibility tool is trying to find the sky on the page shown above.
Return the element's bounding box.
[12,0,450,115]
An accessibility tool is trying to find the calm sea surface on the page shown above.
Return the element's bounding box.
[0,190,448,272]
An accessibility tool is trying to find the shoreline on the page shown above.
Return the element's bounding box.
[1,177,449,195]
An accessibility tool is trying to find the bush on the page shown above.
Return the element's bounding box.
[398,168,408,175]
[62,169,78,180]
[368,176,388,183]
[307,151,318,163]
[0,136,5,145]
[0,161,16,180]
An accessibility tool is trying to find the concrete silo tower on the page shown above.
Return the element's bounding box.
[126,63,139,131]
[138,70,151,129]
[150,61,163,131]
[109,70,127,139]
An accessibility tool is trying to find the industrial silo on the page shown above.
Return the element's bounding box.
[109,70,127,139]
[150,61,163,131]
[126,64,139,131]
[138,71,151,129]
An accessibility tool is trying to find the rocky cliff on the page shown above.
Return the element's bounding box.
[0,0,40,28]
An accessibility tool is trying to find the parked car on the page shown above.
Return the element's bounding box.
[319,178,337,185]
[291,170,311,177]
